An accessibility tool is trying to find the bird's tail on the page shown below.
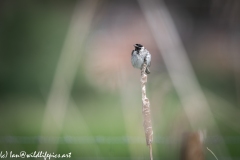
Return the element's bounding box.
[145,67,150,74]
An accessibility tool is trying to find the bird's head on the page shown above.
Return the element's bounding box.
[134,44,144,51]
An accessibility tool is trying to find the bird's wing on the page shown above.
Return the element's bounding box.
[145,50,151,66]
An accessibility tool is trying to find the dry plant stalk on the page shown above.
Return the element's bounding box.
[141,63,153,160]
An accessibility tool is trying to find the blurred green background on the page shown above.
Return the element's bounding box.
[0,0,240,159]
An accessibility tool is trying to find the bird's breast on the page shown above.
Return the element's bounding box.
[131,52,144,69]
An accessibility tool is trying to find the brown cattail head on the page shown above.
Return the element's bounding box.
[180,131,206,160]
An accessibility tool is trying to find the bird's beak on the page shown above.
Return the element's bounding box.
[134,44,138,47]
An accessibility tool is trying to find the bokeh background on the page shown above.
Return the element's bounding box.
[0,0,240,159]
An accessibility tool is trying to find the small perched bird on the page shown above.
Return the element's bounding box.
[131,44,151,74]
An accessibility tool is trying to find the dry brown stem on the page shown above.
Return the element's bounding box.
[141,63,153,160]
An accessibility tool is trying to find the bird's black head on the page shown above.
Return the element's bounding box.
[134,44,143,51]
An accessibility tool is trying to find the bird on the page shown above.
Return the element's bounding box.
[131,44,151,74]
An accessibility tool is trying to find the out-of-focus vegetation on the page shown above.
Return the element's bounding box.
[0,0,240,159]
